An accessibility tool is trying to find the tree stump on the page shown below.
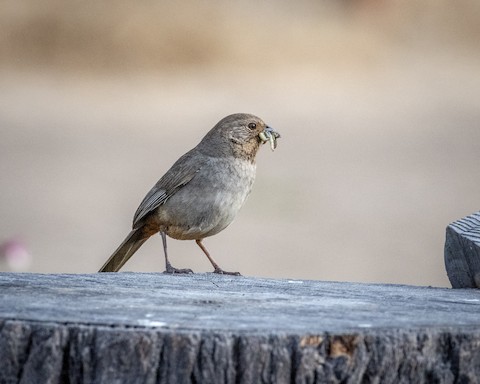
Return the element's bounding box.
[1,272,480,383]
[445,211,480,288]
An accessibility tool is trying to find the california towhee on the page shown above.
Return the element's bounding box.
[98,113,280,275]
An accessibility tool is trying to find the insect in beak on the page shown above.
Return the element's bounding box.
[258,126,281,151]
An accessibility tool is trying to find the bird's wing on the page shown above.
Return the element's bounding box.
[132,150,203,227]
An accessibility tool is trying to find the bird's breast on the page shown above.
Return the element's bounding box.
[158,157,256,240]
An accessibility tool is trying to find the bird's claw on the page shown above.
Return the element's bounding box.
[213,268,241,276]
[164,266,194,274]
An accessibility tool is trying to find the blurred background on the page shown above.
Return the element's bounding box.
[1,0,479,287]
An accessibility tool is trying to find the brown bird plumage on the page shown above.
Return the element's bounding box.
[99,113,280,275]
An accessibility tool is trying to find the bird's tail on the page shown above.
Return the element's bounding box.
[99,229,148,272]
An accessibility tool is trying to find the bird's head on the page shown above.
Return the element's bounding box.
[199,113,280,161]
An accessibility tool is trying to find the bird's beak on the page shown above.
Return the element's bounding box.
[258,126,281,151]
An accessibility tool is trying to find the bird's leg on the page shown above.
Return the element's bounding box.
[195,239,241,276]
[160,232,193,274]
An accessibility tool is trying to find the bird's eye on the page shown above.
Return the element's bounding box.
[248,123,256,130]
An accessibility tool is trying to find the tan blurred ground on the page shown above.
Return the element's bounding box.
[1,1,479,286]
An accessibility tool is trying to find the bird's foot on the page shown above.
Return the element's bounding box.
[164,265,193,274]
[213,268,241,276]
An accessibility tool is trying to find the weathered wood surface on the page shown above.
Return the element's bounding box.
[445,211,480,288]
[1,273,480,383]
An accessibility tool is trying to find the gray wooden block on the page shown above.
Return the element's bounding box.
[444,211,480,288]
[1,273,480,383]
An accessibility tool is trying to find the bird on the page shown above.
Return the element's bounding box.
[98,113,280,275]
